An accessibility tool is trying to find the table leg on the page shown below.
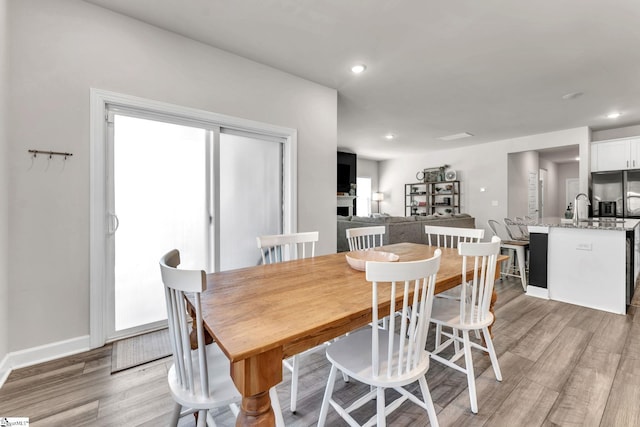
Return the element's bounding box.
[231,347,283,427]
[236,391,274,426]
[187,305,214,349]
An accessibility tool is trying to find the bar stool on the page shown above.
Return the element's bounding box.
[488,219,529,291]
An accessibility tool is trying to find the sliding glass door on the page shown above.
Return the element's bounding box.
[104,106,285,340]
[110,114,211,333]
[219,132,283,270]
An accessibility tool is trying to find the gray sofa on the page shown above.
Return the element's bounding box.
[337,213,476,252]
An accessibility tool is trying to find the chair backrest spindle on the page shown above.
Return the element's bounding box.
[503,218,528,241]
[457,237,500,326]
[159,249,210,399]
[366,250,441,379]
[514,217,531,239]
[346,226,386,251]
[424,225,484,248]
[257,231,319,264]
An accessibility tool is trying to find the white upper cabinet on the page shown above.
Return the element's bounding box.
[591,137,640,171]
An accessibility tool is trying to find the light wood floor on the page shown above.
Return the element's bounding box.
[2,277,640,426]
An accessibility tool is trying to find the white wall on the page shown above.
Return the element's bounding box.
[539,158,559,218]
[557,162,579,213]
[508,151,538,218]
[356,158,379,214]
[507,153,560,219]
[7,0,337,353]
[0,0,9,377]
[508,153,565,219]
[379,127,590,238]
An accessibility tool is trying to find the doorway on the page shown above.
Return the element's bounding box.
[538,169,546,219]
[507,145,579,219]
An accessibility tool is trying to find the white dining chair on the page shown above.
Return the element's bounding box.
[429,237,503,414]
[256,231,319,413]
[318,251,442,427]
[159,249,284,427]
[346,225,386,251]
[258,231,318,264]
[347,225,394,332]
[424,225,484,248]
[425,225,484,300]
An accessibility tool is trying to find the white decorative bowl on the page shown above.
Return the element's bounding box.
[345,250,400,271]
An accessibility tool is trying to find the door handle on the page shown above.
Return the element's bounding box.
[108,213,120,235]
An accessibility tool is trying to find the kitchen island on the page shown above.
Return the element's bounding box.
[527,217,640,314]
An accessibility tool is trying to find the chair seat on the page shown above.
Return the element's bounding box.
[430,297,494,330]
[435,282,475,300]
[168,343,241,409]
[436,285,462,299]
[327,328,430,388]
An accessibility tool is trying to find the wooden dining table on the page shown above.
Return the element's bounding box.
[191,242,507,426]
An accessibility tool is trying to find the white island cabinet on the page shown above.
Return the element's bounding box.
[527,218,640,314]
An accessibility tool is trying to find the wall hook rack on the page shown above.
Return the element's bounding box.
[28,149,74,159]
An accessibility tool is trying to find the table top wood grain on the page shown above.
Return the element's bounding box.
[199,242,487,362]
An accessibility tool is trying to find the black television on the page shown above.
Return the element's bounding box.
[337,151,356,193]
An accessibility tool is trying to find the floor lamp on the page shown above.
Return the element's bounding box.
[372,192,384,213]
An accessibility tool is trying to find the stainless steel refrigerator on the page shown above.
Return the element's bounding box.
[591,170,640,218]
[625,170,640,217]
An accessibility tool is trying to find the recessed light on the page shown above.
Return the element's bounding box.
[351,64,366,74]
[438,132,473,141]
[385,133,395,140]
[575,157,580,161]
[607,112,621,119]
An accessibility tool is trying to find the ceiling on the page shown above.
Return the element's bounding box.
[538,145,580,164]
[84,0,640,160]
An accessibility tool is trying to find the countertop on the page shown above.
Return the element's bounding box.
[528,217,640,231]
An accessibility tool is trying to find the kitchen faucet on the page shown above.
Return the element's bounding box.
[573,193,591,224]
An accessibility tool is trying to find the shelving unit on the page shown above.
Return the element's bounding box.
[405,182,428,216]
[405,180,460,216]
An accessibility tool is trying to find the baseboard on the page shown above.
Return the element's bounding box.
[0,335,91,388]
[0,353,10,388]
[526,285,550,300]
